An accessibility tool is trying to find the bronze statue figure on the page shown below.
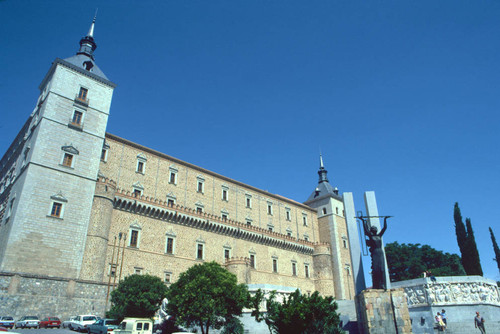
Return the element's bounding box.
[360,216,390,290]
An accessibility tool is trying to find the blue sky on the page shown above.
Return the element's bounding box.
[1,1,500,282]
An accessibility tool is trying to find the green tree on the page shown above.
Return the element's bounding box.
[453,203,483,275]
[465,218,483,275]
[251,289,344,334]
[489,227,500,275]
[165,261,249,334]
[454,202,469,270]
[385,242,465,282]
[107,274,168,321]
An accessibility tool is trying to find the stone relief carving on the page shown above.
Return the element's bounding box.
[403,281,500,307]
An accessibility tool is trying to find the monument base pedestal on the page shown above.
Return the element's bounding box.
[355,288,412,334]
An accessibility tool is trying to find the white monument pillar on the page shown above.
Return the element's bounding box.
[343,192,366,294]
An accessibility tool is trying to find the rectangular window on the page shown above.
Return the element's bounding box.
[197,244,204,260]
[78,87,88,100]
[137,161,144,173]
[134,268,142,275]
[273,259,278,273]
[246,220,252,226]
[163,273,172,284]
[197,181,204,193]
[222,213,228,221]
[267,203,273,215]
[268,226,273,232]
[164,272,171,283]
[246,197,251,208]
[286,209,291,221]
[167,199,175,207]
[292,262,297,276]
[133,189,142,197]
[287,231,292,237]
[101,149,108,162]
[166,237,174,254]
[62,153,74,167]
[343,239,348,248]
[72,110,83,125]
[249,254,255,268]
[196,207,203,213]
[51,202,62,217]
[222,189,228,201]
[224,249,230,260]
[109,264,117,277]
[130,230,139,248]
[169,172,176,184]
[305,265,310,278]
[303,215,308,226]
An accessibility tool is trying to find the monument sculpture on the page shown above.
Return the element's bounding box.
[359,216,390,290]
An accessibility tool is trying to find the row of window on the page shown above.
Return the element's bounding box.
[130,230,310,276]
[132,185,310,227]
[133,157,310,223]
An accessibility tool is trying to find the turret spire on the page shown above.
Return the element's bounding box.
[318,154,329,183]
[87,9,97,37]
[77,12,98,60]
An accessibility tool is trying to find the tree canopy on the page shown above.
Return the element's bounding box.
[385,242,465,282]
[251,289,344,334]
[107,274,168,321]
[453,202,483,275]
[165,261,249,334]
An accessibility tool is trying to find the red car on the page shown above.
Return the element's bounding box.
[39,317,61,329]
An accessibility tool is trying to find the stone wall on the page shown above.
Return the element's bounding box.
[392,276,500,334]
[0,272,108,320]
[355,288,412,334]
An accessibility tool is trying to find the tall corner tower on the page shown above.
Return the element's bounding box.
[0,16,116,279]
[304,155,355,300]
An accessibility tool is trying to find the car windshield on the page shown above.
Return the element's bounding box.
[51,317,60,321]
[83,317,96,321]
[26,317,38,320]
[107,320,120,326]
[3,317,13,321]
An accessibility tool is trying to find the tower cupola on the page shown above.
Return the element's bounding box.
[318,154,329,183]
[305,154,342,202]
[77,15,97,61]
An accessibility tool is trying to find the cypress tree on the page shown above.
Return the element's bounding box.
[454,203,469,273]
[489,227,500,275]
[465,218,483,276]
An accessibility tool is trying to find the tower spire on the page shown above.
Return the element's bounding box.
[87,9,97,37]
[318,154,329,183]
[77,12,98,60]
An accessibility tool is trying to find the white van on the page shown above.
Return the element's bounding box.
[114,318,154,334]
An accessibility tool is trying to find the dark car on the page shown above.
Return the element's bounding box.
[39,317,62,329]
[87,319,120,334]
[0,317,15,329]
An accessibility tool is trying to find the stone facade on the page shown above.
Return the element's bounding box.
[0,21,356,320]
[355,288,412,334]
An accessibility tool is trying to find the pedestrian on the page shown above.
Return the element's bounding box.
[435,312,446,332]
[474,311,486,333]
[441,309,447,326]
[428,270,437,282]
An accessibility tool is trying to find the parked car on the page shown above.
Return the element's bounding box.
[87,319,120,334]
[114,318,154,334]
[39,317,62,329]
[0,317,15,329]
[70,315,98,332]
[62,317,77,329]
[15,316,40,329]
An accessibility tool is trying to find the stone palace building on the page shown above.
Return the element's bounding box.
[0,19,355,319]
